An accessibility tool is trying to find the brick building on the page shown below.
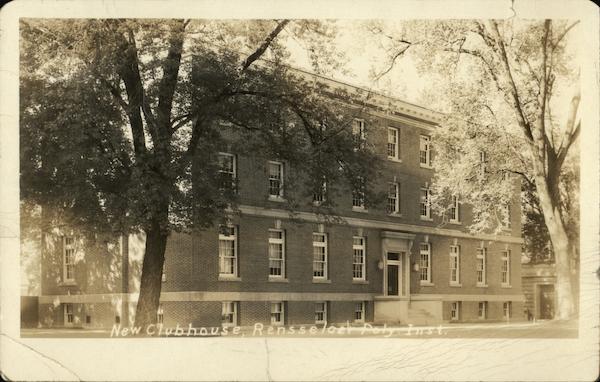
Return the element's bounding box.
[37,73,525,330]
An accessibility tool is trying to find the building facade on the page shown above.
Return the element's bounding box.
[37,75,526,330]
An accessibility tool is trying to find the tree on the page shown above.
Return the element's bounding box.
[20,19,382,330]
[373,19,580,319]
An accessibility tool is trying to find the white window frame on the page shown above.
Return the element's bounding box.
[63,236,75,283]
[268,229,285,278]
[312,233,328,279]
[387,182,400,215]
[478,301,487,319]
[218,225,238,278]
[501,250,511,286]
[450,195,460,223]
[352,177,366,210]
[221,301,238,327]
[503,301,512,319]
[450,301,459,321]
[476,247,487,286]
[64,303,74,326]
[315,302,327,325]
[157,303,164,324]
[218,152,237,189]
[420,187,431,220]
[449,245,460,285]
[387,127,399,160]
[352,236,366,281]
[419,242,431,284]
[267,160,284,199]
[270,302,285,326]
[479,150,487,176]
[354,301,365,323]
[419,135,431,167]
[502,203,512,229]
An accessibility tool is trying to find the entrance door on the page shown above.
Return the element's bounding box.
[539,284,555,319]
[386,252,402,296]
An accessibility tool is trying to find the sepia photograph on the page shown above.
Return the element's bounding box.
[2,0,599,380]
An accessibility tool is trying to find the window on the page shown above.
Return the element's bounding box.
[352,119,366,147]
[449,245,460,284]
[419,242,431,284]
[268,161,284,198]
[419,135,431,167]
[501,250,511,285]
[388,182,400,214]
[478,301,487,319]
[503,301,512,319]
[352,177,366,209]
[268,230,285,278]
[312,233,328,279]
[86,315,91,324]
[420,187,431,219]
[315,302,327,324]
[450,302,459,320]
[64,303,74,325]
[354,302,365,322]
[450,195,460,223]
[313,179,327,204]
[352,236,366,280]
[157,304,164,324]
[270,302,284,325]
[63,236,75,282]
[219,225,238,277]
[222,302,237,327]
[479,151,487,176]
[218,152,236,190]
[162,271,167,282]
[502,203,512,229]
[115,315,120,324]
[476,247,487,286]
[387,127,399,159]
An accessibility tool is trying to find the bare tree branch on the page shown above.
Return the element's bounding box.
[239,20,290,72]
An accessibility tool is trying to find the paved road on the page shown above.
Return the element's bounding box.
[21,319,578,339]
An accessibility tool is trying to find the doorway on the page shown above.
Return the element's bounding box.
[538,284,555,319]
[386,252,402,296]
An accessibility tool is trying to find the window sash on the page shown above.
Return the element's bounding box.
[64,303,74,324]
[449,245,460,283]
[476,248,487,284]
[387,127,399,159]
[420,135,431,166]
[352,119,366,146]
[420,188,431,218]
[503,302,511,318]
[268,161,284,197]
[315,302,327,324]
[219,226,237,276]
[419,243,431,282]
[270,302,284,325]
[352,177,366,208]
[354,302,365,322]
[312,233,328,278]
[352,236,366,280]
[268,230,285,277]
[313,180,327,203]
[222,302,237,327]
[478,302,487,319]
[450,302,459,320]
[501,251,510,284]
[157,304,164,324]
[387,183,400,214]
[63,236,75,282]
[218,152,236,189]
[450,196,459,222]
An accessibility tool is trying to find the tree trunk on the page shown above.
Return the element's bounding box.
[535,176,574,320]
[133,220,169,332]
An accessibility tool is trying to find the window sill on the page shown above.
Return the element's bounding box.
[449,220,461,225]
[268,196,286,203]
[352,279,369,284]
[388,213,402,218]
[352,207,368,213]
[476,284,489,288]
[59,281,77,287]
[312,278,332,284]
[387,157,402,163]
[420,217,433,221]
[420,164,433,169]
[219,275,242,282]
[419,282,435,287]
[501,284,512,288]
[268,277,289,283]
[449,283,462,287]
